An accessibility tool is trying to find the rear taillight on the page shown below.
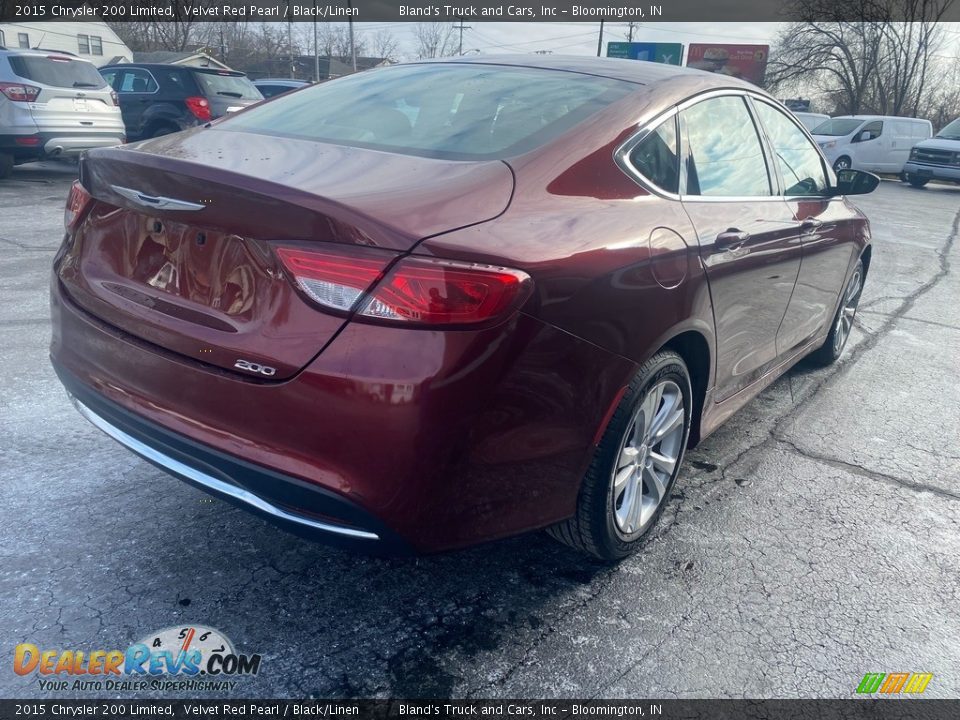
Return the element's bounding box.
[185,96,212,121]
[0,82,40,103]
[276,246,531,326]
[110,90,119,107]
[64,181,93,231]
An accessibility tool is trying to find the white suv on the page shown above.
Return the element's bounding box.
[0,49,125,178]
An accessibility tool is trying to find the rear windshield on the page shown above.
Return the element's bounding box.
[9,55,107,89]
[811,118,864,136]
[192,70,262,100]
[224,63,635,160]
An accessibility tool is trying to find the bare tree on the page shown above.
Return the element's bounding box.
[414,22,458,59]
[767,0,952,116]
[371,29,401,62]
[108,1,215,53]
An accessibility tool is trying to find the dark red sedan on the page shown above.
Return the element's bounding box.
[50,57,876,559]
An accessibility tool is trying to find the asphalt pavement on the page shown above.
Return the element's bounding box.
[1,161,958,699]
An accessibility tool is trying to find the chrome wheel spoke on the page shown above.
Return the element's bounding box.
[611,379,687,537]
[649,450,676,476]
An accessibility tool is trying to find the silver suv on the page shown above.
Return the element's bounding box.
[0,49,125,178]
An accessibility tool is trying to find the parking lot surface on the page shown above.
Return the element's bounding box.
[1,162,958,699]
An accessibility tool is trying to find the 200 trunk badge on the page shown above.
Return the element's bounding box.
[110,185,206,212]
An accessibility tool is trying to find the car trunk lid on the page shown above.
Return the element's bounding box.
[57,129,514,380]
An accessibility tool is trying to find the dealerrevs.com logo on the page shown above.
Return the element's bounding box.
[14,625,262,693]
[856,672,934,694]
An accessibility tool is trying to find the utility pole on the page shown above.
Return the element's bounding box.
[455,18,472,56]
[287,0,294,78]
[348,0,357,72]
[219,26,226,63]
[597,20,604,57]
[313,6,319,82]
[627,21,636,42]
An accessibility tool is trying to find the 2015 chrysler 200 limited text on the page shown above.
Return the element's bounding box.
[50,57,878,560]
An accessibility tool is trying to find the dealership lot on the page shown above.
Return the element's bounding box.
[1,163,958,698]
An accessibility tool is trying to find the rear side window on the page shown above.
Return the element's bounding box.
[155,68,193,93]
[118,69,157,93]
[225,63,635,161]
[193,71,261,100]
[8,56,107,89]
[753,101,828,196]
[681,95,771,197]
[629,116,679,194]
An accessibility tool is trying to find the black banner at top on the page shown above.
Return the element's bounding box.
[1,0,960,23]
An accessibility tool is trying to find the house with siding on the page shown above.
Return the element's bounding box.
[0,21,131,66]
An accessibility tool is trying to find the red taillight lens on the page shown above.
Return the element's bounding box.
[185,96,212,121]
[275,246,392,313]
[0,82,40,103]
[64,181,93,231]
[360,258,531,325]
[14,136,40,146]
[275,246,531,326]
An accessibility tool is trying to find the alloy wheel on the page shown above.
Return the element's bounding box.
[833,266,863,354]
[612,380,685,537]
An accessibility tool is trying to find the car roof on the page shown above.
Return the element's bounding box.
[0,48,96,64]
[412,54,759,90]
[833,115,929,122]
[100,63,246,75]
[254,78,310,85]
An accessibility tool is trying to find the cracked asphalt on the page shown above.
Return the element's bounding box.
[1,162,958,699]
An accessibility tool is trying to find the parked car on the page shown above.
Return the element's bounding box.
[0,49,124,178]
[98,63,263,141]
[901,117,960,188]
[253,78,310,98]
[811,115,932,173]
[51,57,878,560]
[792,111,829,131]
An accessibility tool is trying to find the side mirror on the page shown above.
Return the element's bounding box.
[858,130,873,142]
[834,168,880,196]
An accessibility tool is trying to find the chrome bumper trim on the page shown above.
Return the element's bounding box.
[70,395,380,541]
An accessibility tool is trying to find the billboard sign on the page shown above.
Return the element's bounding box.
[607,42,683,66]
[685,44,769,85]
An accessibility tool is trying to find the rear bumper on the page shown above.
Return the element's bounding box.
[903,161,960,182]
[50,273,636,553]
[57,366,408,554]
[0,131,124,161]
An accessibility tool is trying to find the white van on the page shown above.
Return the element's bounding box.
[811,115,932,173]
[792,111,829,131]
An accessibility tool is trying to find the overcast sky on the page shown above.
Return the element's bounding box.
[352,21,781,59]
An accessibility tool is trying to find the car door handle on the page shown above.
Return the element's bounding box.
[800,217,823,232]
[715,229,750,250]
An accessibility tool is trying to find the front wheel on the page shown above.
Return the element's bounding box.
[808,259,864,367]
[833,156,852,172]
[548,351,692,561]
[907,175,929,188]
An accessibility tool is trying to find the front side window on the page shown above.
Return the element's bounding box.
[753,101,828,196]
[629,116,679,194]
[78,34,90,54]
[858,121,882,140]
[681,95,771,197]
[225,63,635,161]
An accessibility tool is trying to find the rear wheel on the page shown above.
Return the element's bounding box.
[149,124,178,139]
[0,153,13,180]
[808,259,864,367]
[548,351,691,561]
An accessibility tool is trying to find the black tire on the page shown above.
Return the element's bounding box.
[0,153,13,180]
[833,156,852,172]
[548,351,692,561]
[907,175,929,188]
[149,124,178,139]
[808,259,864,367]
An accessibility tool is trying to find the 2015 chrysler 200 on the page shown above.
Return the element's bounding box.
[50,57,878,560]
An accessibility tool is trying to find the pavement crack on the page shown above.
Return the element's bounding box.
[0,236,56,252]
[773,436,960,502]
